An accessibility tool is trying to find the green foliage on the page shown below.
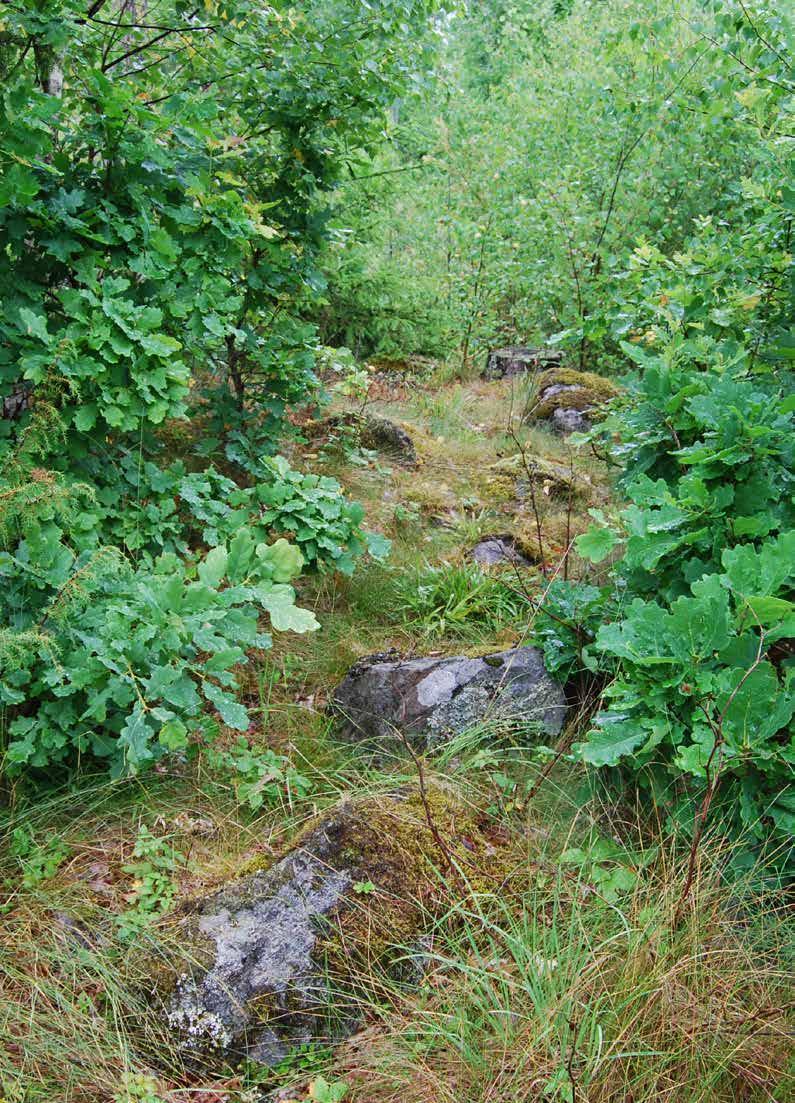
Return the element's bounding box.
[533,579,615,683]
[254,456,391,574]
[8,824,69,889]
[548,210,793,864]
[525,1,795,868]
[397,561,526,637]
[205,736,313,812]
[320,0,773,366]
[559,831,658,903]
[305,1079,349,1103]
[116,825,184,942]
[113,1075,166,1103]
[0,0,440,453]
[0,0,434,786]
[240,1046,348,1101]
[73,450,387,572]
[0,458,319,779]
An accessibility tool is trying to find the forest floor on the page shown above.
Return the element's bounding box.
[1,360,791,1103]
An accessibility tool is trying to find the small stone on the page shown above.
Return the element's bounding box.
[550,407,591,434]
[470,535,530,567]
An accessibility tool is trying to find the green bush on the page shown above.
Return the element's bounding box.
[531,3,795,866]
[570,347,794,860]
[0,460,318,780]
[254,456,391,574]
[536,208,794,866]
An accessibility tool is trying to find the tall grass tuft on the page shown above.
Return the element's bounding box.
[335,832,793,1103]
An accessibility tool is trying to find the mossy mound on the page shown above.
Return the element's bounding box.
[159,786,503,1068]
[532,367,620,420]
[313,412,418,466]
[490,453,594,501]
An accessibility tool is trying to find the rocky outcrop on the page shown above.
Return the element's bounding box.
[483,346,562,381]
[530,367,620,434]
[490,453,593,502]
[331,647,566,750]
[469,535,531,567]
[357,414,417,466]
[161,787,498,1066]
[317,412,418,466]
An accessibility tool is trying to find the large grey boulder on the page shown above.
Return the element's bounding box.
[483,346,562,381]
[331,647,566,750]
[162,787,492,1066]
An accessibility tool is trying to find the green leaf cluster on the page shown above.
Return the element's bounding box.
[534,3,794,865]
[0,464,318,779]
[559,257,793,863]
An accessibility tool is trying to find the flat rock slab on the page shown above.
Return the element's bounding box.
[166,815,354,1065]
[484,346,562,381]
[331,647,566,750]
[161,788,495,1068]
[470,535,531,567]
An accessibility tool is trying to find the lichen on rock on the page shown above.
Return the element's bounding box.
[331,647,566,751]
[158,787,495,1068]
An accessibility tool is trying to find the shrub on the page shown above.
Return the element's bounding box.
[571,347,794,862]
[0,462,318,781]
[253,456,391,574]
[540,202,794,866]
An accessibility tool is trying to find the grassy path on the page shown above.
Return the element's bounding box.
[1,362,790,1103]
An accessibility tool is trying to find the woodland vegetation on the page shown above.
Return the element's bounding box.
[0,1,792,1101]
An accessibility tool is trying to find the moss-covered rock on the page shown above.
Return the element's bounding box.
[160,787,496,1068]
[316,412,418,465]
[531,367,620,432]
[490,453,593,501]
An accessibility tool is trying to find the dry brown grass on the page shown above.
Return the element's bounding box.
[334,844,793,1103]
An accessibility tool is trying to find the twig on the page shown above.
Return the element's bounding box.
[564,449,575,581]
[506,382,547,576]
[566,1016,580,1103]
[393,724,456,876]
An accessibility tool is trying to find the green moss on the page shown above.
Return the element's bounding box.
[311,785,516,986]
[490,454,592,500]
[533,367,620,418]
